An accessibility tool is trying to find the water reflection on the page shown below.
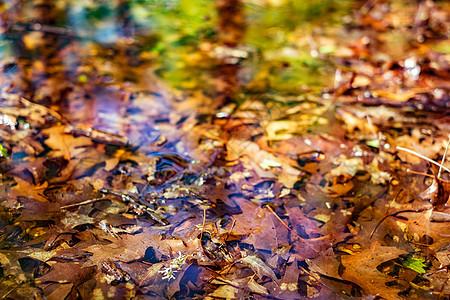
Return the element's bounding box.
[0,0,356,108]
[0,1,371,298]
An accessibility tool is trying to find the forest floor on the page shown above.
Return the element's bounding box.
[0,0,449,299]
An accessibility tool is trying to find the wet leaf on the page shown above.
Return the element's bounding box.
[0,144,8,157]
[401,257,427,274]
[10,177,49,202]
[341,242,408,299]
[240,255,277,282]
[42,126,93,160]
[247,278,268,295]
[0,0,449,298]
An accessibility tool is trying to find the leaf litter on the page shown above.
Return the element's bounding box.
[0,0,449,299]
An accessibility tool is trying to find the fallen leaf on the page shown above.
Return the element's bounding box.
[420,175,450,209]
[10,177,49,202]
[341,242,408,299]
[240,255,277,282]
[208,284,238,299]
[247,278,268,295]
[42,126,92,160]
[46,283,73,300]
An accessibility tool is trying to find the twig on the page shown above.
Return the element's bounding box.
[438,136,450,179]
[396,146,450,174]
[61,197,105,209]
[224,219,236,242]
[369,209,427,238]
[263,204,317,253]
[99,188,169,226]
[66,125,129,147]
[200,208,206,243]
[405,169,434,178]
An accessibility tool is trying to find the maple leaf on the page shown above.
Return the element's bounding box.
[341,242,407,300]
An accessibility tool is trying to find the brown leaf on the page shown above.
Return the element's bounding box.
[42,125,92,160]
[392,209,450,251]
[209,284,239,299]
[247,278,268,295]
[83,227,171,265]
[10,177,49,202]
[307,248,341,279]
[273,259,302,298]
[341,242,407,299]
[45,283,73,300]
[37,262,95,286]
[420,176,450,209]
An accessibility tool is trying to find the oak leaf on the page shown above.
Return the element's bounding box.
[10,177,49,202]
[341,242,407,299]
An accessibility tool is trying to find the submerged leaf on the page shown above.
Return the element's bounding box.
[247,278,269,295]
[10,177,49,202]
[240,255,277,282]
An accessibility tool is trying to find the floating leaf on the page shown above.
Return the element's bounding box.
[401,257,427,274]
[0,144,8,157]
[366,139,379,148]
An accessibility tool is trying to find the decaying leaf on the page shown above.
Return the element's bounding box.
[420,175,450,209]
[208,284,239,299]
[306,248,341,279]
[42,126,93,160]
[247,278,269,295]
[240,255,277,282]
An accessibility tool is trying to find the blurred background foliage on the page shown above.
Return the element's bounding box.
[1,0,359,95]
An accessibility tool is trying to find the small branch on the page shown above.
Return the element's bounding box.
[438,136,450,179]
[369,209,427,238]
[396,146,450,174]
[61,197,105,209]
[100,188,169,226]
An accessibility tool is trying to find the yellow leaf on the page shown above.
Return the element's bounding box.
[42,126,92,160]
[11,177,49,202]
[247,278,269,295]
